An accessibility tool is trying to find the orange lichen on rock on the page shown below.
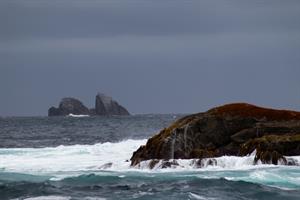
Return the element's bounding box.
[208,103,300,121]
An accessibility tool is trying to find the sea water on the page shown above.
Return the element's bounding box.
[0,115,300,200]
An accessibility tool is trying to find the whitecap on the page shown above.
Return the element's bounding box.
[0,139,147,176]
[188,192,216,200]
[67,113,90,117]
[1,139,300,189]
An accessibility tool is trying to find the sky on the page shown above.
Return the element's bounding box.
[0,0,300,116]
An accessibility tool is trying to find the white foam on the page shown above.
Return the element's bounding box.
[0,139,147,176]
[1,139,300,189]
[189,192,216,200]
[2,139,300,175]
[68,113,89,117]
[137,155,300,171]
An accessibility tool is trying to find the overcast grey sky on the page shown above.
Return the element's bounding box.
[1,0,300,116]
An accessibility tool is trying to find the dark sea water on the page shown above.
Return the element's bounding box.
[0,115,175,148]
[0,115,300,200]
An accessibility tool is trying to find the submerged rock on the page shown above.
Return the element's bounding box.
[95,93,130,116]
[131,103,300,166]
[99,162,113,169]
[48,98,90,116]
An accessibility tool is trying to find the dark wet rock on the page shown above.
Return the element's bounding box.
[148,159,160,169]
[160,160,179,168]
[48,98,90,116]
[205,158,218,166]
[191,158,218,168]
[95,93,130,116]
[190,159,202,168]
[131,103,300,166]
[286,158,299,166]
[231,121,300,144]
[240,134,300,164]
[144,159,179,169]
[99,162,113,169]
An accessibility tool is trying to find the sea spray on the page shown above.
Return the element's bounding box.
[0,139,147,174]
[1,140,300,199]
[1,139,300,174]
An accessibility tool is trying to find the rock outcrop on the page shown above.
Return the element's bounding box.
[95,93,130,116]
[48,98,90,116]
[48,94,130,116]
[130,103,300,166]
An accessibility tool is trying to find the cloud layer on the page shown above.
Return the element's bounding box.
[0,0,300,115]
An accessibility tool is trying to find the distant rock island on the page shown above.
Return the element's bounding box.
[95,93,129,116]
[131,103,300,168]
[48,93,130,116]
[48,98,90,116]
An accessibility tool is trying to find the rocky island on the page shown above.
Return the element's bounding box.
[131,103,300,168]
[48,93,130,116]
[95,93,130,116]
[48,98,90,116]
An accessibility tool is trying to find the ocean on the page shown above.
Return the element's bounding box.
[0,115,300,200]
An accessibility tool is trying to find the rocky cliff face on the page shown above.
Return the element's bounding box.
[130,103,300,167]
[48,98,90,116]
[48,94,130,116]
[95,93,130,116]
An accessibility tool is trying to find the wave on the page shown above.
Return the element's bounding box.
[2,172,300,200]
[137,155,300,171]
[0,139,147,175]
[1,139,300,190]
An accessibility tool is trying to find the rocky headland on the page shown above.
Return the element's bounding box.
[130,103,300,168]
[48,93,130,116]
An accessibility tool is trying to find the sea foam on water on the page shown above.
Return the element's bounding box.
[1,139,300,190]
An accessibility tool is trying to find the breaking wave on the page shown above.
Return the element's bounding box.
[1,139,300,190]
[67,114,90,117]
